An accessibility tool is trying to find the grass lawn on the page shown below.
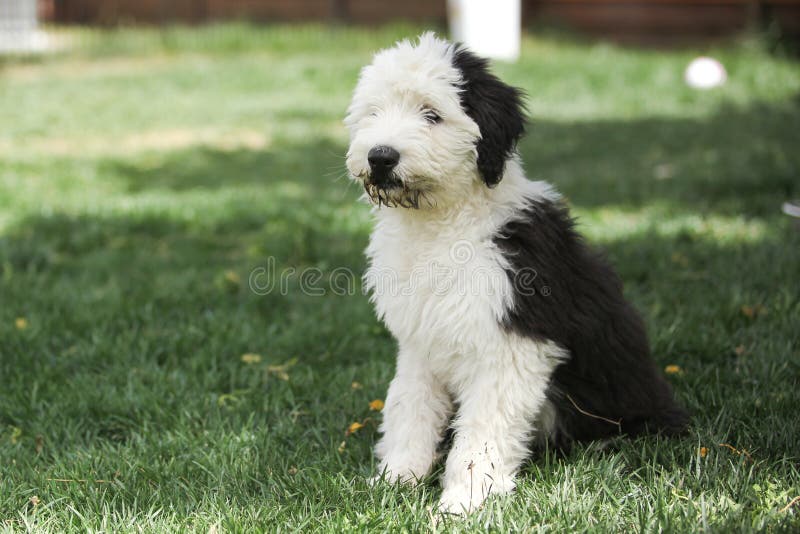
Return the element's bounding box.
[1,24,799,532]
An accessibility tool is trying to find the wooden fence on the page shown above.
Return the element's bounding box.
[40,1,800,44]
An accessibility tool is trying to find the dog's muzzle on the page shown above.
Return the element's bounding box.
[362,145,427,208]
[366,145,401,188]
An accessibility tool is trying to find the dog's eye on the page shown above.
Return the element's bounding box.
[422,110,442,124]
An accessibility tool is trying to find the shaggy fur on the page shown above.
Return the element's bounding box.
[345,33,688,515]
[451,47,526,187]
[496,201,689,447]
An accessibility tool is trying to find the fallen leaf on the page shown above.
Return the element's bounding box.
[368,399,385,411]
[289,409,308,423]
[217,394,240,407]
[217,270,242,293]
[241,353,262,364]
[346,421,364,435]
[665,365,683,375]
[15,317,28,330]
[734,345,746,356]
[28,496,40,507]
[670,252,689,267]
[699,446,708,458]
[741,304,766,319]
[224,270,241,285]
[268,369,289,381]
[351,381,363,390]
[337,440,346,453]
[267,357,298,381]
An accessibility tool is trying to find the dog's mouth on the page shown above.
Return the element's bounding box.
[365,172,404,190]
[363,176,428,209]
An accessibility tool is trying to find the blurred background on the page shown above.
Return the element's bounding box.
[1,1,799,530]
[6,0,800,39]
[4,0,800,49]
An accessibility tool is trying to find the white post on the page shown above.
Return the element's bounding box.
[0,0,47,53]
[448,0,521,61]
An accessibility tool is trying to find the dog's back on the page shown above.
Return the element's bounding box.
[496,199,689,447]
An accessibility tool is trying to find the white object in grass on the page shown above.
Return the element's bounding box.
[684,57,727,89]
[782,201,800,218]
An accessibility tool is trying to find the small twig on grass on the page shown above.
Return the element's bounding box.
[780,496,800,513]
[566,394,622,433]
[718,443,753,463]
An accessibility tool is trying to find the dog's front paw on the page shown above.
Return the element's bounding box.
[367,472,410,487]
[437,485,484,516]
[370,464,424,486]
[437,460,516,516]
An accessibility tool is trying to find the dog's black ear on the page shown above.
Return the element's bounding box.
[452,46,526,187]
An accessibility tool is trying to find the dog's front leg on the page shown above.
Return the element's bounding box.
[438,346,555,515]
[373,345,452,484]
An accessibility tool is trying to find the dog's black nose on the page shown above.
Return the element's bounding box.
[368,145,400,173]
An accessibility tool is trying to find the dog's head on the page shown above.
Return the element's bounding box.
[345,33,525,209]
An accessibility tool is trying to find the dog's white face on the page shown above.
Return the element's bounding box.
[345,33,525,209]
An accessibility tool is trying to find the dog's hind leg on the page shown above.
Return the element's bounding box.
[373,344,452,485]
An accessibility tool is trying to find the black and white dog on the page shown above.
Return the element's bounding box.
[345,33,688,514]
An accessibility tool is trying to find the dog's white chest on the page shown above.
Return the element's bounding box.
[364,218,513,354]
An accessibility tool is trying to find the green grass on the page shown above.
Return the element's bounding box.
[1,23,799,532]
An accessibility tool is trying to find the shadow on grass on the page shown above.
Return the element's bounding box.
[97,100,800,219]
[0,204,797,454]
[107,137,349,193]
[520,100,799,216]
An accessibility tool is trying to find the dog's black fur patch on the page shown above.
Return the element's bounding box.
[451,46,525,188]
[494,200,689,447]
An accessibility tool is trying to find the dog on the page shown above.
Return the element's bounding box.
[345,33,688,515]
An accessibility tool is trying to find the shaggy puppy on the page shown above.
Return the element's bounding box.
[345,33,688,515]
